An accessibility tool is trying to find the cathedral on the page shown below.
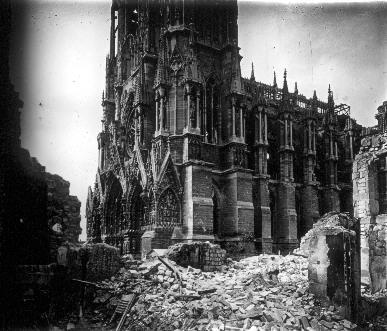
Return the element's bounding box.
[86,0,363,257]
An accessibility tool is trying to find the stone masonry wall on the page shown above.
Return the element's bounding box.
[166,242,226,272]
[46,172,82,261]
[368,215,387,292]
[299,212,361,321]
[353,132,387,290]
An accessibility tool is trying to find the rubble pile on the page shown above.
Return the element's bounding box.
[87,254,359,330]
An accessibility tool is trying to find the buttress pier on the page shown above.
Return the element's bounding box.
[86,0,362,256]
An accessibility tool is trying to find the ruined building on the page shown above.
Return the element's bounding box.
[1,3,83,324]
[86,0,363,256]
[353,101,387,292]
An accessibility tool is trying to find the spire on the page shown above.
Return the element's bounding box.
[184,59,193,81]
[308,89,318,118]
[154,28,169,88]
[292,81,298,106]
[312,90,318,110]
[229,46,242,93]
[282,69,289,101]
[327,84,334,109]
[273,71,277,88]
[325,84,337,126]
[250,62,255,81]
[134,60,144,105]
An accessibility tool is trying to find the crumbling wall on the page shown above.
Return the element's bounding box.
[300,212,360,321]
[56,243,121,281]
[353,133,387,291]
[46,172,82,262]
[368,215,387,292]
[166,242,226,271]
[81,243,122,281]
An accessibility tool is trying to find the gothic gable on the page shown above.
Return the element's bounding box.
[156,155,182,199]
[170,45,184,73]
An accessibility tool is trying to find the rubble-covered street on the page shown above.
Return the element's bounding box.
[60,253,374,331]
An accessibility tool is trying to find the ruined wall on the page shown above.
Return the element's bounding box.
[353,133,387,291]
[46,172,82,262]
[166,242,226,272]
[368,215,387,291]
[301,213,360,321]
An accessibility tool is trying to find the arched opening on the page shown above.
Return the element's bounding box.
[295,190,303,240]
[212,185,221,237]
[267,117,280,180]
[157,188,180,227]
[204,76,220,143]
[269,190,277,244]
[105,176,123,246]
[128,184,144,254]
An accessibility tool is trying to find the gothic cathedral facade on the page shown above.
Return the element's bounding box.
[86,0,362,256]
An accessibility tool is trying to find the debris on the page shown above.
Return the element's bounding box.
[82,253,364,330]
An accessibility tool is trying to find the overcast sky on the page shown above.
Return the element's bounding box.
[10,1,387,240]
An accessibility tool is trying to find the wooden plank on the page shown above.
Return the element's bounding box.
[158,256,183,293]
[115,294,137,331]
[72,278,110,289]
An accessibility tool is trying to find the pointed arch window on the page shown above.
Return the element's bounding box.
[157,188,180,227]
[105,176,123,237]
[205,77,220,144]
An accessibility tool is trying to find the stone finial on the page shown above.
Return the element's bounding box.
[273,71,277,88]
[250,62,255,81]
[327,84,335,110]
[282,69,289,100]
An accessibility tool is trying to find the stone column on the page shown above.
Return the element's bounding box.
[301,118,319,237]
[155,98,159,133]
[239,105,243,138]
[253,107,272,253]
[232,98,236,137]
[322,129,340,213]
[277,112,297,253]
[160,97,165,130]
[196,90,200,130]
